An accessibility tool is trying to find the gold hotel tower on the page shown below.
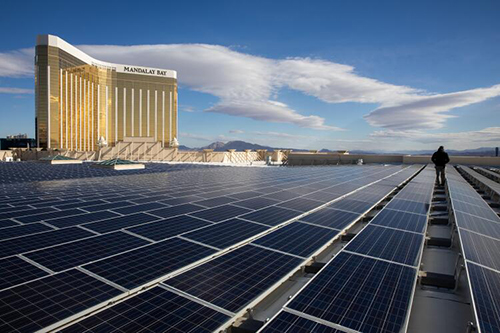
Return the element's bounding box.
[35,34,178,150]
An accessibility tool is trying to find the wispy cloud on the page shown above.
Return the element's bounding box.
[1,43,499,132]
[229,129,244,134]
[180,104,197,112]
[0,87,34,94]
[371,127,500,148]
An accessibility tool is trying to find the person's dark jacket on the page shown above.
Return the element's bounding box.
[431,150,450,167]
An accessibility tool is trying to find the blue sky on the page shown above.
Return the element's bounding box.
[1,0,499,151]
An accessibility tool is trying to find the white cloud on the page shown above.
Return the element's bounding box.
[0,87,33,94]
[229,129,244,134]
[364,85,500,130]
[1,43,499,132]
[0,48,33,78]
[371,127,500,149]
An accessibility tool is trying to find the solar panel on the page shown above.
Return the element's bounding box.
[344,225,423,266]
[46,210,120,228]
[452,199,500,222]
[83,212,160,233]
[158,195,204,206]
[260,311,341,333]
[277,198,323,212]
[0,206,57,220]
[0,269,122,332]
[147,203,206,219]
[287,252,416,333]
[240,206,301,226]
[53,199,106,210]
[234,197,280,210]
[195,196,238,208]
[189,204,253,223]
[81,201,135,213]
[61,286,230,332]
[126,214,213,241]
[24,231,150,272]
[83,237,217,289]
[299,208,360,230]
[111,202,167,215]
[370,208,427,233]
[163,244,302,312]
[182,218,269,249]
[327,198,375,214]
[454,210,500,239]
[0,227,93,259]
[0,219,19,229]
[0,256,48,290]
[384,198,429,215]
[459,229,500,271]
[252,222,340,257]
[228,191,264,200]
[0,223,53,241]
[466,262,500,332]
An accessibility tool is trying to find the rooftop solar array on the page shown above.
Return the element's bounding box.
[447,167,500,332]
[459,166,500,198]
[261,166,435,333]
[0,162,424,331]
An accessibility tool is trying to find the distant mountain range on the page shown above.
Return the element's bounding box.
[178,141,499,156]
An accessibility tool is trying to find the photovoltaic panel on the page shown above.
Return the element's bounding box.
[240,206,301,226]
[52,199,106,210]
[61,287,230,333]
[466,262,500,332]
[0,256,48,290]
[182,218,269,249]
[253,222,340,257]
[287,252,416,333]
[299,208,360,230]
[111,202,167,215]
[164,245,302,312]
[0,227,93,259]
[129,194,173,204]
[234,197,280,210]
[0,269,122,333]
[81,201,134,213]
[0,206,57,219]
[158,195,204,206]
[83,237,217,289]
[83,212,160,233]
[327,198,375,214]
[147,203,206,219]
[17,209,88,224]
[301,191,343,203]
[195,196,238,208]
[46,210,120,228]
[228,191,263,200]
[277,198,323,212]
[370,208,427,233]
[454,211,500,239]
[452,199,500,222]
[260,311,340,333]
[385,198,429,215]
[127,215,213,241]
[459,229,500,271]
[189,204,252,223]
[0,219,18,229]
[25,231,150,272]
[0,223,53,241]
[344,225,423,266]
[261,190,303,202]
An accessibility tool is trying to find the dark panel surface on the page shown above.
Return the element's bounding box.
[164,245,302,312]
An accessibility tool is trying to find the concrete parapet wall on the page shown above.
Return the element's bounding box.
[288,152,500,166]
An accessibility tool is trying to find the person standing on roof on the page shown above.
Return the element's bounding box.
[431,146,450,186]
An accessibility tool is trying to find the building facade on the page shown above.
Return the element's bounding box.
[35,35,178,150]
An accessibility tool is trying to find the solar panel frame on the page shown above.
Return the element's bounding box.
[163,244,303,313]
[59,286,231,333]
[83,237,218,290]
[252,222,340,257]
